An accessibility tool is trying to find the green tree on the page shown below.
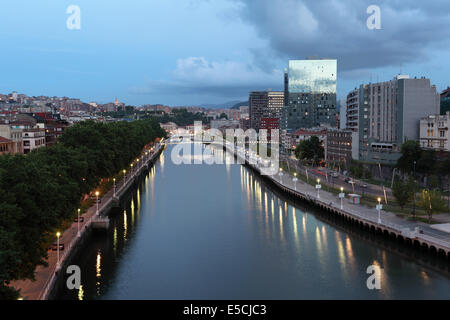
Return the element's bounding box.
[419,189,447,222]
[392,176,414,211]
[295,136,324,165]
[397,140,421,174]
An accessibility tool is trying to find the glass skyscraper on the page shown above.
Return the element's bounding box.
[282,59,337,131]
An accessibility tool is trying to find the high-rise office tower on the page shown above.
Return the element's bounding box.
[281,59,337,131]
[249,91,284,131]
[352,75,440,164]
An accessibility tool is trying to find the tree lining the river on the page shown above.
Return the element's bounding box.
[0,119,166,299]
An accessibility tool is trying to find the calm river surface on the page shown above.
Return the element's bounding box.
[57,144,450,300]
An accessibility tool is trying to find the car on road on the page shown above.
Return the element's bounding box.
[361,184,368,188]
[74,216,84,223]
[344,177,351,183]
[331,172,339,178]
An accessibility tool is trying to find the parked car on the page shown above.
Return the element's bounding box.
[331,172,339,178]
[74,216,84,223]
[361,184,368,188]
[344,177,351,183]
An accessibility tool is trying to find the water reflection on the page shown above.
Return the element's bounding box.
[57,145,450,300]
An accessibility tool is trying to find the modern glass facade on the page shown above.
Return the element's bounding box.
[282,59,337,131]
[288,60,337,94]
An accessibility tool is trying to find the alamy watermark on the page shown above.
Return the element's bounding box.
[170,121,280,176]
[366,265,382,290]
[366,5,381,30]
[66,5,81,30]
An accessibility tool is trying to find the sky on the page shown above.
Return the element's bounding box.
[0,0,450,106]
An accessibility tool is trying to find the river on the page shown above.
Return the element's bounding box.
[56,144,450,300]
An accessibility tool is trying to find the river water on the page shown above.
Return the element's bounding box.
[57,144,450,300]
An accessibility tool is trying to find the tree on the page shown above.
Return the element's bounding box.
[219,113,228,120]
[392,176,414,211]
[0,119,166,299]
[397,140,421,174]
[295,136,324,165]
[419,189,447,223]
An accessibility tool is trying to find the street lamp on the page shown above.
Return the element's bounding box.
[339,187,345,209]
[412,160,417,218]
[350,180,355,193]
[95,191,100,214]
[113,178,116,197]
[77,208,81,237]
[293,172,298,191]
[279,168,283,183]
[376,197,383,224]
[56,232,61,269]
[316,178,322,199]
[123,169,126,184]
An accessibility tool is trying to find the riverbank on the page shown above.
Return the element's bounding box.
[217,140,450,260]
[11,141,166,300]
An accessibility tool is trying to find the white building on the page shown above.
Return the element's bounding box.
[419,112,450,151]
[23,128,46,154]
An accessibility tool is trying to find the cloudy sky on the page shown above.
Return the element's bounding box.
[1,0,449,106]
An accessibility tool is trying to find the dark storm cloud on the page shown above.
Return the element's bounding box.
[229,0,450,70]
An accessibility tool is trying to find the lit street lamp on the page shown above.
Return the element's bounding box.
[95,191,100,214]
[316,178,322,199]
[376,197,383,224]
[113,178,116,197]
[123,169,126,184]
[77,208,81,237]
[293,172,298,191]
[56,232,61,269]
[339,187,345,209]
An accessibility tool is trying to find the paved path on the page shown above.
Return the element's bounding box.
[11,142,165,300]
[218,140,450,252]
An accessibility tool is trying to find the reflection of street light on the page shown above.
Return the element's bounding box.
[339,187,345,209]
[316,178,322,199]
[376,197,383,224]
[293,172,298,191]
[95,191,100,214]
[56,232,61,269]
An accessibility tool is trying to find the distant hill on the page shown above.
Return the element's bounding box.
[230,101,248,110]
[198,100,243,109]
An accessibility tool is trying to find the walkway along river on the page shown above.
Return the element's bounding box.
[56,144,450,299]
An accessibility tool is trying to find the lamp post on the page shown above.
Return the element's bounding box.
[350,180,355,193]
[113,178,116,197]
[131,163,134,175]
[95,191,100,214]
[306,168,309,182]
[77,208,81,237]
[376,197,383,224]
[339,187,345,209]
[412,160,416,219]
[316,178,322,199]
[56,232,61,270]
[123,169,126,185]
[293,173,298,191]
[279,168,283,184]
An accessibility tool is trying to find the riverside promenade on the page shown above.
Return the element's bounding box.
[218,140,450,259]
[12,141,166,300]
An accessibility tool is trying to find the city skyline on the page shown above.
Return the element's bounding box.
[1,0,450,106]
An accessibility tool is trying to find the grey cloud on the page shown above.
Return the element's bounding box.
[228,0,450,71]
